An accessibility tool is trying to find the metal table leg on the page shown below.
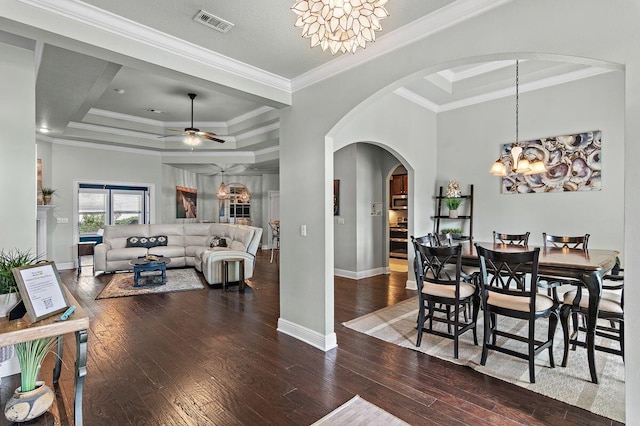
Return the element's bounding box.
[75,329,88,426]
[53,335,63,383]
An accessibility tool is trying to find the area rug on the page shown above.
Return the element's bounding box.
[343,297,625,423]
[96,269,205,299]
[311,395,408,426]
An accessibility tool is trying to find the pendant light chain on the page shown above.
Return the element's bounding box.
[515,60,519,145]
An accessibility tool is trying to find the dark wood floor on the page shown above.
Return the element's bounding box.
[0,252,622,425]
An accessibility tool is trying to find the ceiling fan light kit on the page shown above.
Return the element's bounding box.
[292,0,390,55]
[160,93,225,147]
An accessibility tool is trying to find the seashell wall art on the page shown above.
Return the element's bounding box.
[499,130,602,194]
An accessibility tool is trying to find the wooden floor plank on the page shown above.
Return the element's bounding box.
[0,251,619,425]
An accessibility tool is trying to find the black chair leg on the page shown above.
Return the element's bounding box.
[548,311,558,368]
[560,304,571,367]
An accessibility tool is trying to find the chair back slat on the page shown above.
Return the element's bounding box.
[476,244,540,299]
[542,233,589,250]
[493,231,530,246]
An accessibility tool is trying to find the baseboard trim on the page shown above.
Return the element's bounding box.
[406,279,417,290]
[334,267,386,280]
[277,318,337,352]
[56,262,75,271]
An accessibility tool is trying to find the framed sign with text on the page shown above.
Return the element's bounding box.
[12,262,69,323]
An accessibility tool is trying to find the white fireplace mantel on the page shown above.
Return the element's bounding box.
[36,205,55,260]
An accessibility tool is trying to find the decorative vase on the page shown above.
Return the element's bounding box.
[449,209,459,219]
[43,195,52,205]
[4,381,54,422]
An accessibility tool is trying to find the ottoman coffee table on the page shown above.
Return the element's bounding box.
[129,256,171,287]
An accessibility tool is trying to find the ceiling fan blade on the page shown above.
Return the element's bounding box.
[198,132,225,143]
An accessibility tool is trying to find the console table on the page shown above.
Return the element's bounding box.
[0,288,89,425]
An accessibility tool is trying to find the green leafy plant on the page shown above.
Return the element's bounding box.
[41,187,56,196]
[440,228,463,235]
[445,197,463,210]
[0,249,36,295]
[14,337,57,392]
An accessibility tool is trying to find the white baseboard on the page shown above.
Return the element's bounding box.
[277,318,337,352]
[56,262,75,271]
[334,267,386,280]
[406,279,417,290]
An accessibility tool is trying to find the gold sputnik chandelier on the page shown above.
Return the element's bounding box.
[291,0,390,55]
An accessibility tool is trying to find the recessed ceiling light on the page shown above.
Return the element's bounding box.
[114,88,126,94]
[39,127,49,133]
[147,109,167,114]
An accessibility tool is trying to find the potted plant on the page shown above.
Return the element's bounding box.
[41,187,56,205]
[445,197,463,218]
[445,179,463,218]
[0,249,36,316]
[4,337,57,422]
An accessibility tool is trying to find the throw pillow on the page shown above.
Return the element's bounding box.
[126,235,168,248]
[210,236,227,248]
[146,235,168,248]
[126,236,147,248]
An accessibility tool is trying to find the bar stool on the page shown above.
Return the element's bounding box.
[269,221,280,264]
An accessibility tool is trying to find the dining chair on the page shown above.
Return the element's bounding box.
[269,221,280,264]
[413,241,479,359]
[475,244,559,383]
[537,233,590,303]
[428,232,454,247]
[560,256,624,377]
[493,231,530,246]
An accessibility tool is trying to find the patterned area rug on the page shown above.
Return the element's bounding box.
[311,395,408,426]
[343,297,625,423]
[96,268,205,299]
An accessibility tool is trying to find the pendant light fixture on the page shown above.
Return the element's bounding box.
[490,60,547,177]
[216,170,229,200]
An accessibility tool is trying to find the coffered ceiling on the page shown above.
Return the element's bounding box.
[0,0,617,176]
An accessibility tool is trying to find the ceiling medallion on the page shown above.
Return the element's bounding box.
[291,0,390,55]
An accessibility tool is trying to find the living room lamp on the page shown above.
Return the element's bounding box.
[490,60,547,177]
[216,170,229,200]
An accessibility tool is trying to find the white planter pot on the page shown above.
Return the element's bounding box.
[449,209,459,219]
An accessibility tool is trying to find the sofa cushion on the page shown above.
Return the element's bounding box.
[150,224,185,246]
[107,247,148,261]
[233,227,255,249]
[148,245,185,258]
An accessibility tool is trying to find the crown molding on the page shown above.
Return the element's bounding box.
[18,0,291,92]
[393,88,439,113]
[255,145,280,156]
[88,108,165,127]
[438,67,614,112]
[234,122,280,142]
[439,60,516,82]
[395,67,614,113]
[68,121,160,140]
[227,106,275,127]
[51,137,164,156]
[291,0,514,91]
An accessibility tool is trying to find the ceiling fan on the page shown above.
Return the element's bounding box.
[161,93,225,145]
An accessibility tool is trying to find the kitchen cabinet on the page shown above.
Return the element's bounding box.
[390,174,408,196]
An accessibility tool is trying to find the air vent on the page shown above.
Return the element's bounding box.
[193,10,234,33]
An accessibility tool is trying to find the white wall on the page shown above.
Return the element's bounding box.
[437,71,625,251]
[334,144,357,272]
[0,42,35,252]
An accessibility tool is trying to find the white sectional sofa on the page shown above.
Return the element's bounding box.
[94,223,263,285]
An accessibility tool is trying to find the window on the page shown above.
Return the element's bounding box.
[78,184,149,242]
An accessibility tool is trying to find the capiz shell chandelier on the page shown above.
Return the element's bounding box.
[291,0,390,55]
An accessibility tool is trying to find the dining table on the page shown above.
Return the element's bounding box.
[460,241,620,384]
